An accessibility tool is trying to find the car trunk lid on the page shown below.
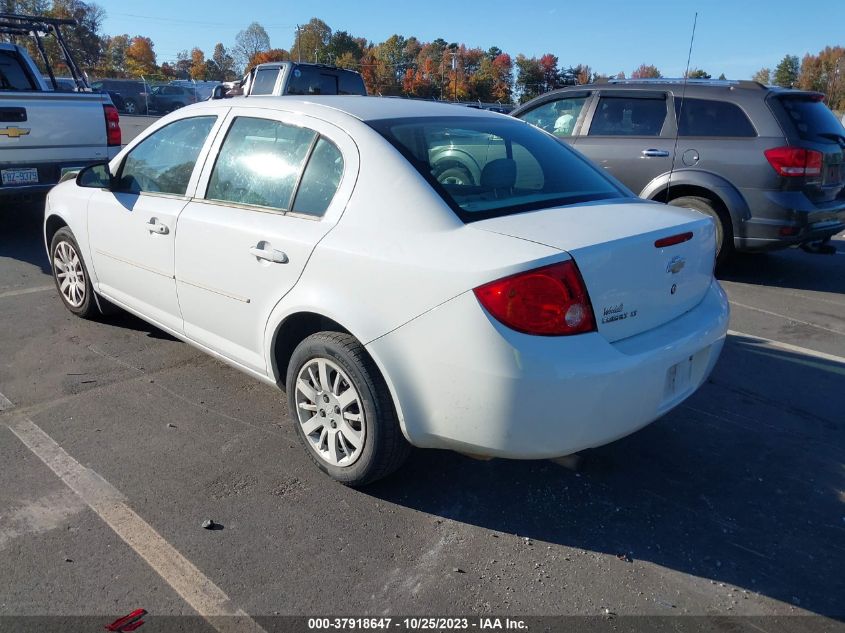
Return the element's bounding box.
[472,200,716,342]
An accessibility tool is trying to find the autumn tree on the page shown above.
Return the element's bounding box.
[189,47,206,80]
[773,55,799,88]
[631,64,661,79]
[125,36,157,77]
[250,48,290,67]
[292,18,332,63]
[538,54,560,92]
[751,67,771,84]
[686,68,711,79]
[798,46,845,109]
[575,64,592,85]
[234,22,270,72]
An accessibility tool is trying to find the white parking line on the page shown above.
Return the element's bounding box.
[0,391,13,411]
[8,416,266,633]
[0,284,54,299]
[728,329,845,365]
[729,300,845,337]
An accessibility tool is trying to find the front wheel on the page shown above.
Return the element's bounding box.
[50,227,98,318]
[286,332,410,486]
[668,195,734,267]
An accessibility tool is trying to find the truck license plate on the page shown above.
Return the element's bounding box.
[1,168,39,186]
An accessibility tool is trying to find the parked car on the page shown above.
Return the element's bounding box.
[211,62,367,99]
[90,78,151,115]
[146,84,197,114]
[44,97,728,485]
[0,15,121,202]
[104,91,126,112]
[512,79,845,263]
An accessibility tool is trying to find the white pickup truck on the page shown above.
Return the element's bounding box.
[0,14,120,200]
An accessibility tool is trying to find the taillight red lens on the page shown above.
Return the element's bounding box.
[103,104,121,146]
[764,146,822,177]
[473,260,596,336]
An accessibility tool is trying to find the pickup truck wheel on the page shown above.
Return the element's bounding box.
[668,195,734,266]
[50,227,98,319]
[287,332,410,486]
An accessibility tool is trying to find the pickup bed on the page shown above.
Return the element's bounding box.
[0,22,121,200]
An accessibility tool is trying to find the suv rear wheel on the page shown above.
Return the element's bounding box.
[669,195,733,266]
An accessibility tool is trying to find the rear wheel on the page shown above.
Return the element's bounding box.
[123,98,137,114]
[50,227,98,319]
[436,165,474,186]
[668,195,733,266]
[286,332,410,486]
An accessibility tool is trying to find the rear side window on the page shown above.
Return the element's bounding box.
[292,138,344,217]
[117,116,217,196]
[675,98,756,137]
[368,116,625,222]
[251,68,279,95]
[206,117,317,210]
[0,50,35,90]
[589,95,667,136]
[774,95,845,141]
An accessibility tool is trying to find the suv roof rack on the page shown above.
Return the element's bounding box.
[607,78,764,89]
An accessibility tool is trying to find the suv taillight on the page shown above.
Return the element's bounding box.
[473,260,596,336]
[764,146,822,177]
[103,104,121,146]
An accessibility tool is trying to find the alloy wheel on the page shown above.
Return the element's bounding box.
[53,240,86,308]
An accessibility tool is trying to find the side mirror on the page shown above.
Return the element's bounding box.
[210,84,225,100]
[76,162,113,189]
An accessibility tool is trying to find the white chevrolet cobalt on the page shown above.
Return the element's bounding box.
[45,97,729,485]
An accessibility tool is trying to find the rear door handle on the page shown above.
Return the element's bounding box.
[146,217,169,234]
[642,149,670,158]
[249,245,288,264]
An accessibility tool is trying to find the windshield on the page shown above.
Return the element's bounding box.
[367,116,626,221]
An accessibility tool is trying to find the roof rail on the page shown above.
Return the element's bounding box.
[607,78,764,89]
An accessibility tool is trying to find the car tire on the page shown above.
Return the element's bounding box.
[668,195,734,266]
[123,98,137,115]
[286,331,410,486]
[50,227,99,319]
[436,165,475,186]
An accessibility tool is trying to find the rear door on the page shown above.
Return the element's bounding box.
[574,90,675,193]
[175,107,357,373]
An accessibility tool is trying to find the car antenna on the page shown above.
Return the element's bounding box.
[666,11,698,202]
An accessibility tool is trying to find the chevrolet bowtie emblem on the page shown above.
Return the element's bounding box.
[0,126,31,138]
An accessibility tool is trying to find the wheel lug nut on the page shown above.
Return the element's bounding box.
[323,395,330,403]
[319,410,326,417]
[334,406,340,414]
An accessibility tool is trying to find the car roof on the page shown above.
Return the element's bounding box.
[189,95,507,122]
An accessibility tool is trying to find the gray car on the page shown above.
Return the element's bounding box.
[512,79,845,263]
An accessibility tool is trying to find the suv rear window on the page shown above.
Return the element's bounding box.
[368,116,626,222]
[774,95,845,142]
[675,98,756,137]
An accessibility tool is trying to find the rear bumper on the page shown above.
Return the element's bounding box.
[0,156,117,200]
[735,191,845,251]
[367,280,729,459]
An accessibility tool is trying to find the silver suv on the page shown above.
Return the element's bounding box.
[512,79,845,263]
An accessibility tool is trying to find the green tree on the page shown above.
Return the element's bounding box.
[292,17,331,63]
[686,68,711,79]
[515,54,543,103]
[233,22,270,72]
[717,73,726,80]
[751,67,771,84]
[773,54,799,88]
[325,30,362,65]
[210,42,235,81]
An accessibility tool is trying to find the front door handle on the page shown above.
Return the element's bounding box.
[249,245,288,264]
[642,148,670,158]
[147,217,169,234]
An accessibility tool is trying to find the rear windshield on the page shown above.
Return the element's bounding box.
[774,95,845,142]
[368,116,627,222]
[0,50,35,90]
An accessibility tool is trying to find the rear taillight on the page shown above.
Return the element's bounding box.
[103,104,121,146]
[473,260,596,336]
[764,146,822,177]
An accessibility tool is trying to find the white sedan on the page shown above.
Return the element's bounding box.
[45,97,729,485]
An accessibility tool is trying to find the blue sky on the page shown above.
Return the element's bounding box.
[97,0,844,79]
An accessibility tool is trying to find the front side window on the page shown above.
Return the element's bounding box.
[519,96,588,138]
[589,95,667,136]
[206,117,317,210]
[117,116,217,195]
[369,116,626,221]
[675,98,756,137]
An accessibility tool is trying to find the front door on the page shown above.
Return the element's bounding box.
[175,108,356,374]
[87,115,221,332]
[574,90,675,194]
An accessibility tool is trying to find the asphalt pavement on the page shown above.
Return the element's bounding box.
[0,203,843,632]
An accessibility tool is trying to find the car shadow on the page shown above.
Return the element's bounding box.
[718,236,845,294]
[366,335,845,617]
[0,199,52,275]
